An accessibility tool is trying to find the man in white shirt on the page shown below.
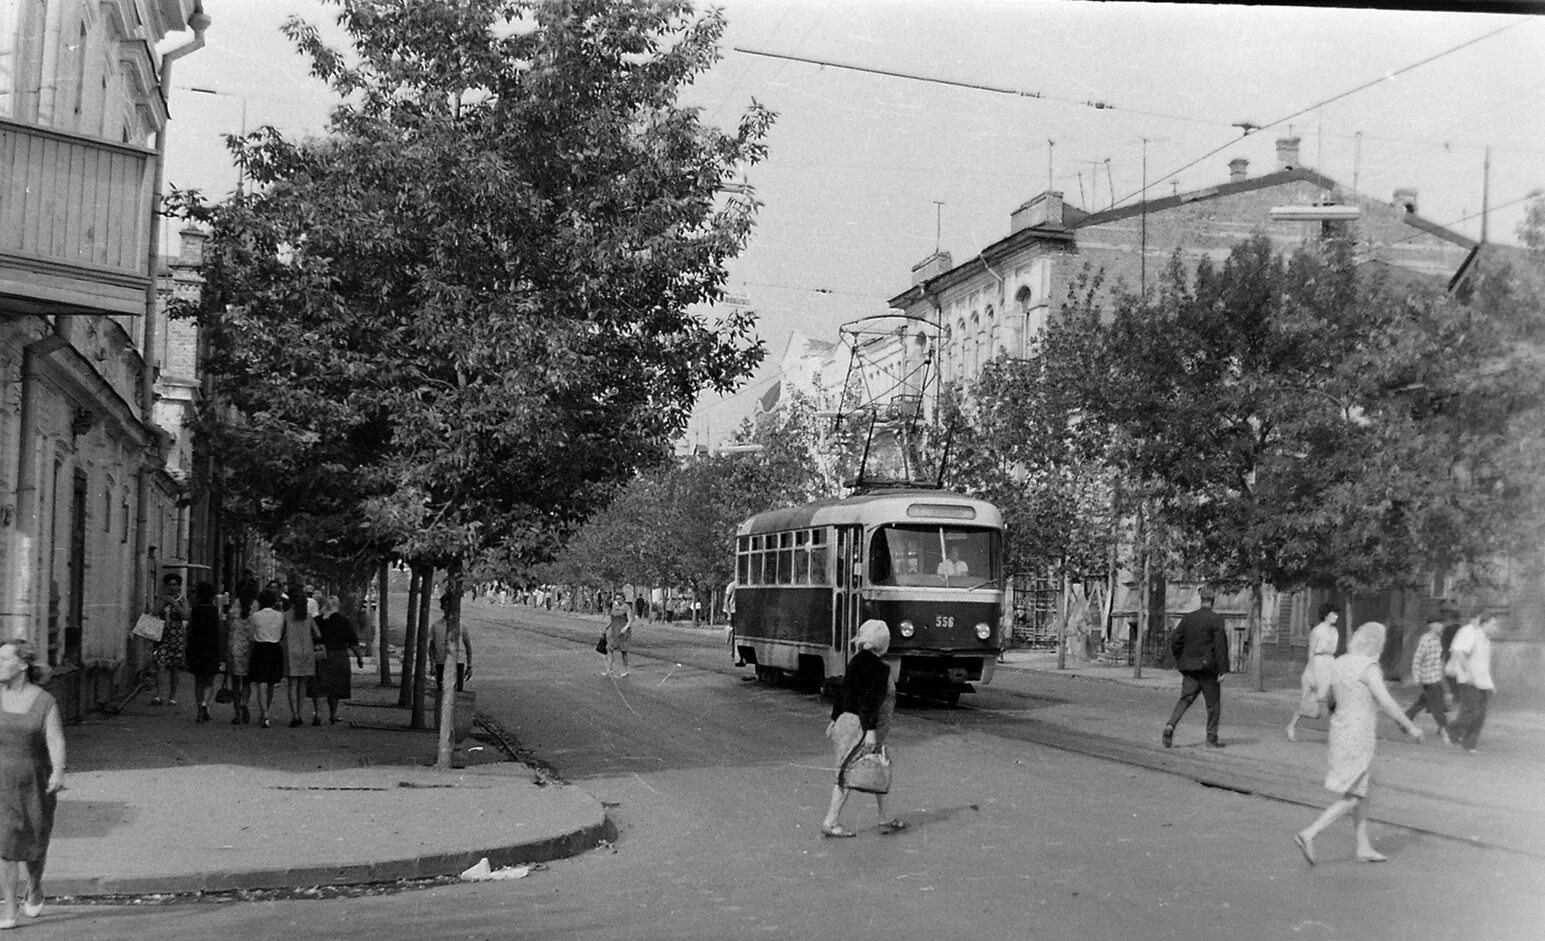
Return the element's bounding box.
[1447,614,1499,754]
[936,547,969,581]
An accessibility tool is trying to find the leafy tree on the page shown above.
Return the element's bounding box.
[173,0,772,755]
[175,0,771,581]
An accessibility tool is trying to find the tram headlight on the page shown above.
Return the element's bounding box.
[899,619,915,638]
[975,622,992,641]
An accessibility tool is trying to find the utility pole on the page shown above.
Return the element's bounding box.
[1481,146,1491,244]
[1104,158,1115,210]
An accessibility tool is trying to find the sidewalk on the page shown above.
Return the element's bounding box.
[51,673,611,898]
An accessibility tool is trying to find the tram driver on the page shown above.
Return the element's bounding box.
[937,546,969,581]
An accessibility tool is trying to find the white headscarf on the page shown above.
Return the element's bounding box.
[854,619,891,657]
[1346,621,1387,660]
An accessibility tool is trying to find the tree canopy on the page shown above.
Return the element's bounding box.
[173,0,772,580]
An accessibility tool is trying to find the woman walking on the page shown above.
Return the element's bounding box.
[283,587,322,727]
[227,584,257,724]
[0,641,65,927]
[1286,604,1340,741]
[184,582,223,723]
[247,590,286,728]
[821,619,904,838]
[601,593,632,677]
[318,596,364,724]
[1294,622,1423,865]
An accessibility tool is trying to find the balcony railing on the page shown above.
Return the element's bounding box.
[0,117,154,316]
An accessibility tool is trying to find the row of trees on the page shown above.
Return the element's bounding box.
[170,0,774,761]
[552,220,1545,678]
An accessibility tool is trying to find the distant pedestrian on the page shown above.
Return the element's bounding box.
[1287,603,1340,741]
[1402,616,1451,744]
[247,590,286,728]
[0,641,65,927]
[1162,587,1230,749]
[430,594,473,691]
[1293,622,1422,865]
[283,586,322,727]
[150,572,189,707]
[821,618,904,838]
[226,583,257,724]
[184,582,223,724]
[317,596,365,724]
[601,594,632,677]
[1446,614,1500,754]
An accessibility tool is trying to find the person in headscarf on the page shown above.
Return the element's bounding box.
[820,618,904,838]
[1293,622,1423,865]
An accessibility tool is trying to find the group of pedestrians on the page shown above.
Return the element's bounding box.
[1153,589,1503,866]
[147,574,364,729]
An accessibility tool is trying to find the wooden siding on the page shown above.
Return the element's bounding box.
[0,118,153,312]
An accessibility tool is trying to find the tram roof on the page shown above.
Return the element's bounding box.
[736,489,1003,535]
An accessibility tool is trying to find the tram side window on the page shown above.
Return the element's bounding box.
[810,530,828,585]
[776,532,793,584]
[793,530,810,584]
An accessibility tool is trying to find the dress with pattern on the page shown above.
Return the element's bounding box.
[1324,653,1379,797]
[0,689,58,863]
[227,614,255,676]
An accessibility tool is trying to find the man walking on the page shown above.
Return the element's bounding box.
[1447,613,1499,754]
[1403,616,1451,744]
[1163,587,1230,749]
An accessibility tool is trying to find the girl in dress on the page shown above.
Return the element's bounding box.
[1293,622,1423,865]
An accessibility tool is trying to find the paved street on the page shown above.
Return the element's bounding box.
[37,603,1545,940]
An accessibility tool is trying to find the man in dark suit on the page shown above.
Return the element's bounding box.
[1163,587,1230,748]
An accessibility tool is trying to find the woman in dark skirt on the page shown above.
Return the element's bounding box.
[184,582,223,724]
[246,590,287,728]
[317,596,364,724]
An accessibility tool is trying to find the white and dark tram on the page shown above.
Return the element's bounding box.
[731,487,1005,704]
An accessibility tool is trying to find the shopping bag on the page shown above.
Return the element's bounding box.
[132,613,166,642]
[841,744,892,794]
[595,633,608,655]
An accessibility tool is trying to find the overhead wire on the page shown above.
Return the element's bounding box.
[1107,18,1530,209]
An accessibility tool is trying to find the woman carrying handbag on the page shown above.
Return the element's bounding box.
[820,619,905,838]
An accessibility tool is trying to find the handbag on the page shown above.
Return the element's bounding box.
[214,674,233,704]
[132,613,166,642]
[841,743,892,794]
[595,633,608,655]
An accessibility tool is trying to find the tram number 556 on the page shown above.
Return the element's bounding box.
[935,615,955,629]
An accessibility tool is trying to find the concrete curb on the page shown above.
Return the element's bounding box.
[52,805,615,898]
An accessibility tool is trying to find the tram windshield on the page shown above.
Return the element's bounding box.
[868,525,1001,588]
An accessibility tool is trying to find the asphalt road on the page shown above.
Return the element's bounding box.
[41,604,1545,940]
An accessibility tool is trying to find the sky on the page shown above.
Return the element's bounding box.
[160,1,1545,445]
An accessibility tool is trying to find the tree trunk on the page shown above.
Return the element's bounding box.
[410,564,433,730]
[1134,503,1149,679]
[1056,563,1070,669]
[1250,582,1265,692]
[398,566,420,706]
[377,558,392,686]
[436,562,464,770]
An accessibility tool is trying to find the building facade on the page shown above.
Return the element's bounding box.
[1,0,209,718]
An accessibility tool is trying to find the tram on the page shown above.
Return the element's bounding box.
[731,487,1005,704]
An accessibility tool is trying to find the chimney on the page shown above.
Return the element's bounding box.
[911,250,953,286]
[177,226,208,266]
[1393,187,1418,214]
[1228,157,1248,183]
[1275,136,1301,171]
[1010,191,1065,233]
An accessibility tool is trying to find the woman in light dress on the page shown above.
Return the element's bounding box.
[1286,603,1340,741]
[821,619,904,838]
[1293,622,1422,865]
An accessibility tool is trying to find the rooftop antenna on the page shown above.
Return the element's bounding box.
[933,200,945,253]
[1047,139,1056,191]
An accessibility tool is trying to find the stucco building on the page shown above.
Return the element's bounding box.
[1,0,210,717]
